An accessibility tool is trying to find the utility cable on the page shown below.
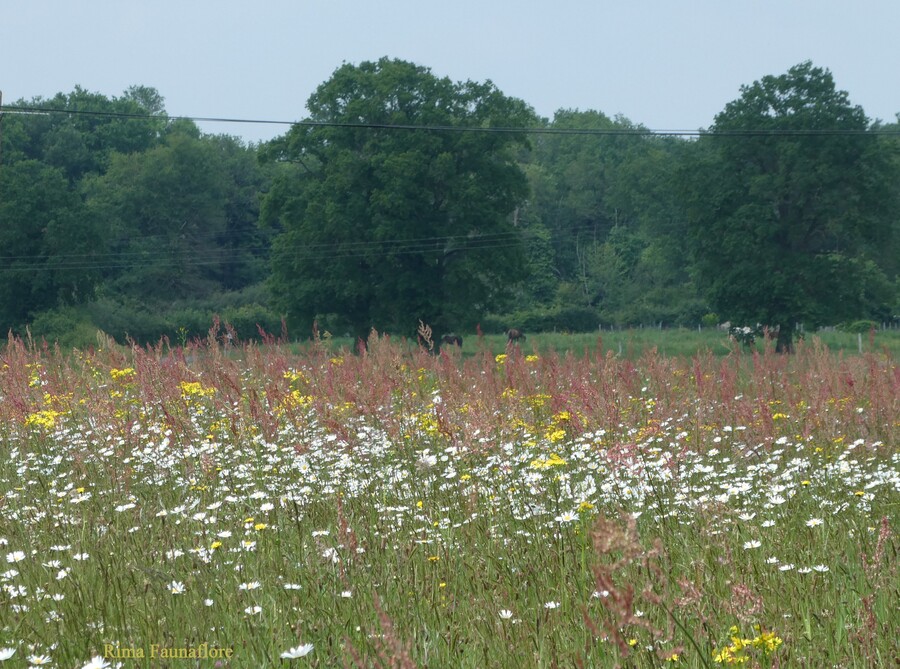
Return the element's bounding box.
[2,104,899,137]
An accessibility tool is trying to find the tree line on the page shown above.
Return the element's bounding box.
[1,60,898,349]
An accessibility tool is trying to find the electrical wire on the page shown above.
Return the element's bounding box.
[0,218,609,269]
[0,238,535,273]
[0,216,618,271]
[2,104,899,137]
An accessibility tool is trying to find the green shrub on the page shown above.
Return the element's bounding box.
[221,303,283,340]
[26,306,100,348]
[701,312,720,329]
[837,320,879,334]
[485,305,600,334]
[86,298,171,344]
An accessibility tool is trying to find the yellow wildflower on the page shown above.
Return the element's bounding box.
[180,381,215,399]
[25,410,63,430]
[530,453,566,469]
[546,428,567,443]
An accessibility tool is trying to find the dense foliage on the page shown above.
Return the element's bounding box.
[683,62,898,351]
[262,58,533,338]
[1,61,897,346]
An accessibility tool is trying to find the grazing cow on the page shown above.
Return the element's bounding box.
[506,328,526,344]
[441,334,463,347]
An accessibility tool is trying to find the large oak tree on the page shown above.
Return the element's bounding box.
[683,62,896,351]
[262,58,535,339]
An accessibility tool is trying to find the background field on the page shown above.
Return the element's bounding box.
[315,327,900,360]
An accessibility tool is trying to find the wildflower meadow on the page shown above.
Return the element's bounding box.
[0,329,897,668]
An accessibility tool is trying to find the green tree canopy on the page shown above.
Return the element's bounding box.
[683,61,897,350]
[262,57,536,339]
[84,128,230,300]
[3,86,167,180]
[526,110,643,287]
[0,161,101,328]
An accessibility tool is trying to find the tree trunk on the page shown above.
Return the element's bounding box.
[775,324,794,354]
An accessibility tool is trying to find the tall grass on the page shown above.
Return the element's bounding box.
[0,331,897,667]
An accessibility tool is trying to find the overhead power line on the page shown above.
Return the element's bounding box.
[0,228,521,262]
[1,104,898,137]
[0,238,530,273]
[0,217,597,272]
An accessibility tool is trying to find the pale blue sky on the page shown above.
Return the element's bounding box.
[2,1,898,143]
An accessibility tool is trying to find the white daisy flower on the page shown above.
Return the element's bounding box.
[280,643,313,659]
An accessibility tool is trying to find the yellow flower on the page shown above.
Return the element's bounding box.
[546,428,567,443]
[752,631,782,652]
[280,390,314,411]
[530,453,566,469]
[110,367,136,381]
[527,393,551,409]
[494,353,507,364]
[180,381,215,399]
[24,410,63,429]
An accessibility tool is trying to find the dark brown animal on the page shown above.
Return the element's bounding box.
[506,328,526,344]
[441,334,463,347]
